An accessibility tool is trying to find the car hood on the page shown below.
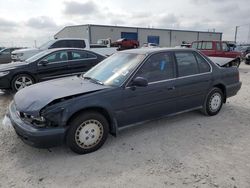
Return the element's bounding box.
[14,76,111,116]
[0,61,29,71]
[12,48,40,54]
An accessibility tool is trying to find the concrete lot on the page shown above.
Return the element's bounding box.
[0,64,250,188]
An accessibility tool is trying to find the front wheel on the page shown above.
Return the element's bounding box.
[66,111,109,154]
[202,88,224,116]
[11,74,34,92]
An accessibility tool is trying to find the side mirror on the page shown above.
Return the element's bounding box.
[132,77,148,87]
[40,60,49,66]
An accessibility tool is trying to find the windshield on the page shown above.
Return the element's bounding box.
[83,53,145,87]
[0,48,5,53]
[38,40,55,50]
[25,50,51,63]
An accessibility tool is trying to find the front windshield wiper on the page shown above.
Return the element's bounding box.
[83,76,104,85]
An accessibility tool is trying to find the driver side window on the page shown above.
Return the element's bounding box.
[135,53,174,83]
[42,51,68,63]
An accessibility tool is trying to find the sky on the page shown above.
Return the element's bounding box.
[0,0,250,47]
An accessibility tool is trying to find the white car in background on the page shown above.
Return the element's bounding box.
[141,43,159,48]
[12,38,117,61]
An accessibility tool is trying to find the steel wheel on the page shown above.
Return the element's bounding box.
[75,119,104,149]
[202,87,224,116]
[67,111,109,154]
[209,93,222,112]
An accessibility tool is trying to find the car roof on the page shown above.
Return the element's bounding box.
[55,38,87,41]
[43,48,97,53]
[119,47,197,55]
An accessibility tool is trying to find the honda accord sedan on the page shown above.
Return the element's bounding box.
[7,48,241,154]
[0,48,105,91]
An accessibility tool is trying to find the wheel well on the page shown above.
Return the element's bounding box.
[214,84,226,102]
[66,107,114,134]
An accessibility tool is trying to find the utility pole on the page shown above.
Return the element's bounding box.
[234,26,238,43]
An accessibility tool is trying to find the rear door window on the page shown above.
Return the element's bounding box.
[175,52,199,77]
[71,51,97,60]
[67,40,86,48]
[194,52,211,73]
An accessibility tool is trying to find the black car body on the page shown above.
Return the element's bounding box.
[8,48,241,154]
[0,47,22,64]
[0,48,105,91]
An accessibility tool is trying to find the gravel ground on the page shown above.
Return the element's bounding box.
[0,64,250,188]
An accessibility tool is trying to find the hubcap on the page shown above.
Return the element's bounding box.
[14,76,33,91]
[209,93,222,112]
[75,119,103,149]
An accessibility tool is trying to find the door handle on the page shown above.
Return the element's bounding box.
[167,86,175,90]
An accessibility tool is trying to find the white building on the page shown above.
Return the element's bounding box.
[54,24,222,47]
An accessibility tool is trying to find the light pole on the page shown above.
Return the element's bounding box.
[234,26,239,43]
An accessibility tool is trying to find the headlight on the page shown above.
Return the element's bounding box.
[17,53,24,57]
[19,112,46,127]
[0,71,9,77]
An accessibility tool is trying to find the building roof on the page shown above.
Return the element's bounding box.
[54,24,222,38]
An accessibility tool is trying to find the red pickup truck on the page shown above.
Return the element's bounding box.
[191,41,242,67]
[112,38,139,50]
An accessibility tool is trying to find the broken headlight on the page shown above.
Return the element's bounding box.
[19,112,46,127]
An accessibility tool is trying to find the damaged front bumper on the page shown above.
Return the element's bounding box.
[8,101,67,148]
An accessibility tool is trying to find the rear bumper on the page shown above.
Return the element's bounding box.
[8,102,66,148]
[226,82,242,98]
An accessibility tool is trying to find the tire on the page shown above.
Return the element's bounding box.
[201,88,224,116]
[66,111,109,154]
[133,45,137,48]
[11,74,34,92]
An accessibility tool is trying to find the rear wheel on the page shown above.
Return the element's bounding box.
[11,74,34,92]
[202,88,224,116]
[66,111,109,154]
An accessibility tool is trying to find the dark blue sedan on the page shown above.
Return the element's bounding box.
[8,48,241,154]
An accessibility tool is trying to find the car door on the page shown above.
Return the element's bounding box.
[174,51,212,112]
[118,52,178,127]
[68,50,99,74]
[200,41,214,56]
[214,42,224,57]
[36,50,70,81]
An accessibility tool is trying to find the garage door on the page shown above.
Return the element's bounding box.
[147,36,160,44]
[121,32,138,40]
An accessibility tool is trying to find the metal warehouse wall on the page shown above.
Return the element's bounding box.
[54,25,222,47]
[171,31,198,47]
[90,25,137,44]
[138,29,171,47]
[198,32,221,41]
[54,25,89,39]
